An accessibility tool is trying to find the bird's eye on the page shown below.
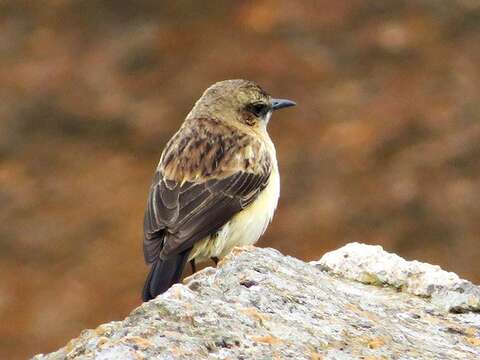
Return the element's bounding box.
[248,103,269,117]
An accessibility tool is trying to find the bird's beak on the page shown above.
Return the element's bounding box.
[271,98,296,111]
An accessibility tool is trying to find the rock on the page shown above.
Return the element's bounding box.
[315,242,480,313]
[33,245,480,360]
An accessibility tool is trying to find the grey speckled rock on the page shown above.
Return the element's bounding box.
[314,242,480,313]
[33,245,480,360]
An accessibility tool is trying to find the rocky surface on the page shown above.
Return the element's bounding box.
[33,244,480,360]
[315,242,480,314]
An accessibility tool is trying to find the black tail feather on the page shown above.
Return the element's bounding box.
[142,249,191,302]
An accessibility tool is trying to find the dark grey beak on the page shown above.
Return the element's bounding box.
[271,98,296,111]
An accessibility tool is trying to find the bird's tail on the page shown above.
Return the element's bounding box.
[142,250,190,302]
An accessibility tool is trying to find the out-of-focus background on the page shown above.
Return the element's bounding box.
[1,1,479,358]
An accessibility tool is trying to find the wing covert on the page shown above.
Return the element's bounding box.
[143,169,270,263]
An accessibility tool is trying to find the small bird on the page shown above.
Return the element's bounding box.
[142,79,295,301]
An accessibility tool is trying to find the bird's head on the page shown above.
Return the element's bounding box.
[188,79,295,129]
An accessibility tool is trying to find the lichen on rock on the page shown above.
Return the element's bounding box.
[33,244,480,360]
[314,242,480,313]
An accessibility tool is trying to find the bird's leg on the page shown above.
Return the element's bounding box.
[190,259,196,274]
[211,257,219,266]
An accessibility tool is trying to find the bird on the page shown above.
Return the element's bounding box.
[142,79,295,301]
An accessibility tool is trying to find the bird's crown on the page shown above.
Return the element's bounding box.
[187,79,295,129]
[188,79,271,127]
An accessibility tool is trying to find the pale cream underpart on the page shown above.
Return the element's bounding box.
[189,132,279,263]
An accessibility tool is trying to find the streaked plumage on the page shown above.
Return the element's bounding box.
[142,79,295,301]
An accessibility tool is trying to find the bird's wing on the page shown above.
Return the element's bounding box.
[143,169,270,263]
[143,118,271,263]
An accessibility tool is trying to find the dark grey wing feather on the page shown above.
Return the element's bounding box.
[143,170,269,264]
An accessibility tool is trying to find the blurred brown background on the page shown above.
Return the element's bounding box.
[1,1,480,358]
